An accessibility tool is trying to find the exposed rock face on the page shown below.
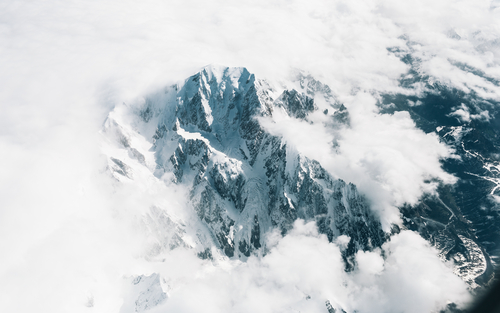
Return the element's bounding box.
[145,66,384,261]
[275,89,316,119]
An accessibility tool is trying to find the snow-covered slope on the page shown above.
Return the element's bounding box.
[103,66,386,267]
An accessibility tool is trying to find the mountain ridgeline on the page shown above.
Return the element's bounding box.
[147,67,385,266]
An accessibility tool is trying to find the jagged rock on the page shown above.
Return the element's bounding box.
[130,274,167,312]
[275,89,316,119]
[325,300,336,313]
[333,104,350,126]
[110,157,132,178]
[148,66,385,261]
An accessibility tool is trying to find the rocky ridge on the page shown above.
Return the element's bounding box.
[146,66,385,263]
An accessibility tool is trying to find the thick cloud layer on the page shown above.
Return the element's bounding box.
[122,221,469,313]
[1,0,499,312]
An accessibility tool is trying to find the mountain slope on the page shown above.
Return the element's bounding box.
[139,66,386,264]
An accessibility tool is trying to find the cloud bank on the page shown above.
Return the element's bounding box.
[260,91,457,229]
[1,0,499,312]
[121,221,470,313]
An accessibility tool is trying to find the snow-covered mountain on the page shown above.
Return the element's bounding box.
[102,65,493,312]
[104,66,386,265]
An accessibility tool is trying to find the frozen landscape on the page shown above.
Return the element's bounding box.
[1,0,500,312]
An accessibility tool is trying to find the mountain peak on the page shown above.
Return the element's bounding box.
[128,66,385,262]
[199,64,252,86]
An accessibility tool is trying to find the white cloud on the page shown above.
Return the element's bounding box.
[449,103,473,123]
[260,92,456,229]
[356,249,385,275]
[350,230,471,313]
[448,103,492,123]
[128,221,469,313]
